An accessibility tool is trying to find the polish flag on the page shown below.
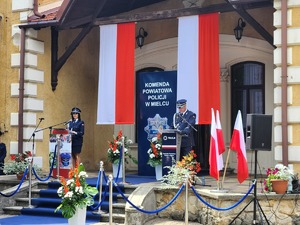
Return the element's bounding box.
[209,108,223,180]
[97,23,135,124]
[230,110,249,183]
[216,110,226,155]
[178,13,220,124]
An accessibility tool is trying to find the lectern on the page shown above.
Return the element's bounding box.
[50,129,72,178]
[161,129,181,176]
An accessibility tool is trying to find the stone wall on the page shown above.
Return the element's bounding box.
[126,185,300,225]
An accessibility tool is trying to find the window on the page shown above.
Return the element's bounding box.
[231,62,265,131]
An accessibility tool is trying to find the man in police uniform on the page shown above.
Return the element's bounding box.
[173,99,196,160]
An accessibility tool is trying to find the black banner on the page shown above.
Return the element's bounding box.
[137,71,177,176]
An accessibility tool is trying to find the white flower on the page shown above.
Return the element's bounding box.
[67,179,74,185]
[75,186,84,194]
[64,191,73,199]
[79,171,87,178]
[147,149,151,154]
[150,153,155,159]
[152,137,158,142]
[57,187,63,196]
[155,144,161,149]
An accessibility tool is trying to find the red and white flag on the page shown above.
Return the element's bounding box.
[97,23,135,124]
[216,110,226,155]
[230,110,249,183]
[209,108,223,180]
[177,13,220,124]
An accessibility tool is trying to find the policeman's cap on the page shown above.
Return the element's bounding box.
[176,99,187,108]
[71,107,81,114]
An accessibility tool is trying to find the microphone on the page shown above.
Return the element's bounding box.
[39,118,45,121]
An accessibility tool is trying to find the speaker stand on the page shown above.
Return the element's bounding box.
[229,150,270,225]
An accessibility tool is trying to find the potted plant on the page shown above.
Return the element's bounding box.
[55,163,98,224]
[264,164,294,194]
[2,151,40,179]
[107,130,138,165]
[161,150,201,186]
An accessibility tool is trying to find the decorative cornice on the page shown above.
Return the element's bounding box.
[220,68,229,82]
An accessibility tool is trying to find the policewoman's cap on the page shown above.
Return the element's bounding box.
[71,107,81,114]
[176,99,187,108]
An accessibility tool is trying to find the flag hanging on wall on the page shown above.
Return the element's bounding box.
[230,110,249,183]
[97,23,135,124]
[178,13,220,124]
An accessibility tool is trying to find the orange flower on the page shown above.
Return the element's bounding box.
[68,168,74,179]
[117,130,123,139]
[176,150,201,173]
[75,177,80,187]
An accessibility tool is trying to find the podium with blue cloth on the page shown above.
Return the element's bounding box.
[50,128,72,178]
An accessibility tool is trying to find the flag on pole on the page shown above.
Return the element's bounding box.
[177,13,220,124]
[209,108,223,180]
[97,23,135,124]
[230,110,249,183]
[216,110,226,155]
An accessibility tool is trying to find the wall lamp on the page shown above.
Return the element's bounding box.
[234,18,246,42]
[136,27,148,48]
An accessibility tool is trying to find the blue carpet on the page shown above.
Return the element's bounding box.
[0,215,97,225]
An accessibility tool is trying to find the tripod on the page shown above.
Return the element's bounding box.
[229,150,270,225]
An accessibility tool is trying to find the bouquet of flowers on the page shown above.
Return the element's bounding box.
[107,130,137,165]
[264,164,293,192]
[161,150,201,186]
[55,163,98,219]
[2,151,40,175]
[177,150,201,173]
[147,133,162,167]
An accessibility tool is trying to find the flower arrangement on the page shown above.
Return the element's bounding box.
[147,133,162,167]
[264,164,293,192]
[177,150,201,173]
[55,163,98,219]
[161,150,201,186]
[3,151,34,175]
[107,130,137,165]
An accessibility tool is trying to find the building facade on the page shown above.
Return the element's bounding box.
[0,0,299,175]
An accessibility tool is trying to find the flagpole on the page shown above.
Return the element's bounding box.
[222,148,231,189]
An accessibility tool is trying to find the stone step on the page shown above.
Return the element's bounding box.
[2,206,23,215]
[98,213,125,223]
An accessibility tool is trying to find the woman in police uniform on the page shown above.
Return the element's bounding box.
[68,107,84,168]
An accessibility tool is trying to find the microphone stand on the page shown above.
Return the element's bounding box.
[27,118,44,209]
[177,113,198,132]
[35,120,69,134]
[28,118,45,157]
[35,120,69,180]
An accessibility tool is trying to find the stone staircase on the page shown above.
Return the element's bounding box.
[1,177,138,224]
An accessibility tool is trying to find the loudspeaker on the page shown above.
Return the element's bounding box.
[246,114,272,151]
